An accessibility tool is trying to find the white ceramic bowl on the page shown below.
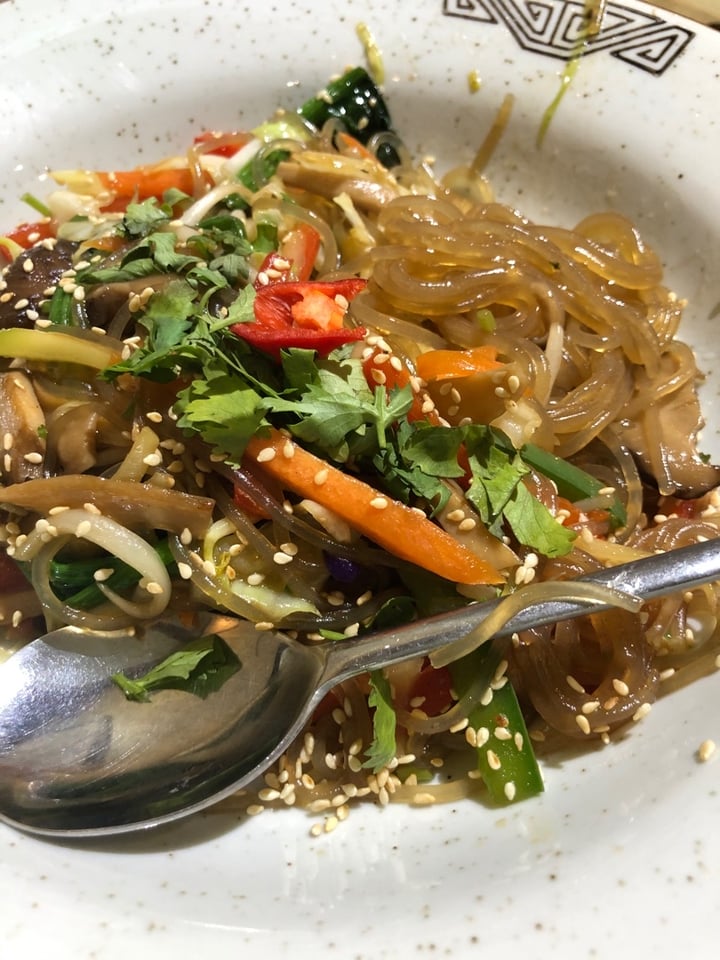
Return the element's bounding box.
[1,2,719,957]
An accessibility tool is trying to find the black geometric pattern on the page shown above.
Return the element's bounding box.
[443,0,695,75]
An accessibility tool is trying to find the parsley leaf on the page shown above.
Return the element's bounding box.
[111,634,241,702]
[362,670,397,771]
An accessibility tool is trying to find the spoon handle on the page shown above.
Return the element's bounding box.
[320,536,720,687]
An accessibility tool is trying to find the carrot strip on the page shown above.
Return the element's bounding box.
[415,345,503,382]
[244,430,503,586]
[96,168,199,201]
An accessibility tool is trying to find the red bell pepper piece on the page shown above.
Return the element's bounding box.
[193,131,252,158]
[0,219,55,260]
[230,277,368,359]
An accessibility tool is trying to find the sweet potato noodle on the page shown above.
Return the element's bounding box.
[1,74,719,820]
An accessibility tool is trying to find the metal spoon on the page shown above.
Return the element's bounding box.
[1,536,719,838]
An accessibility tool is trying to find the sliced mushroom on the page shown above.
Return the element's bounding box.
[0,239,76,330]
[619,378,720,498]
[0,371,47,483]
[277,152,400,211]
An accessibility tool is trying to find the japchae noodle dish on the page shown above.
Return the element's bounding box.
[1,69,719,823]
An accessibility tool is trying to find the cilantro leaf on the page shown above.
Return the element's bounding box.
[503,480,576,557]
[119,198,172,239]
[362,670,397,772]
[464,426,575,556]
[111,634,241,702]
[225,285,257,325]
[400,423,466,480]
[266,354,413,462]
[176,373,266,463]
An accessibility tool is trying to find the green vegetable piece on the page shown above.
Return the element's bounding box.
[21,192,52,218]
[362,669,397,772]
[111,634,241,702]
[298,67,399,167]
[46,287,74,326]
[236,148,289,192]
[54,540,175,610]
[452,651,543,805]
[518,440,627,529]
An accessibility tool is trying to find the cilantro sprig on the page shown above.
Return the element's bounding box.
[111,634,241,702]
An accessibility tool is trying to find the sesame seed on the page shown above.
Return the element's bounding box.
[93,568,114,582]
[142,452,163,467]
[612,678,630,697]
[566,674,585,694]
[247,572,265,586]
[582,700,601,714]
[14,298,29,310]
[180,527,193,545]
[254,621,274,631]
[504,781,517,802]
[486,750,502,771]
[146,411,163,423]
[12,609,23,628]
[697,739,716,762]
[412,792,437,806]
[494,727,512,741]
[369,496,388,510]
[177,562,193,580]
[476,726,490,746]
[575,714,592,735]
[273,551,293,565]
[449,717,469,733]
[632,703,652,722]
[145,581,164,595]
[314,468,328,485]
[255,446,276,463]
[2,432,13,451]
[75,520,92,538]
[246,804,265,816]
[446,509,465,523]
[282,440,295,459]
[23,451,43,464]
[371,368,387,385]
[458,517,477,532]
[83,502,102,515]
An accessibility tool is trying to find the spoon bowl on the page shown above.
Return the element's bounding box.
[2,536,720,837]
